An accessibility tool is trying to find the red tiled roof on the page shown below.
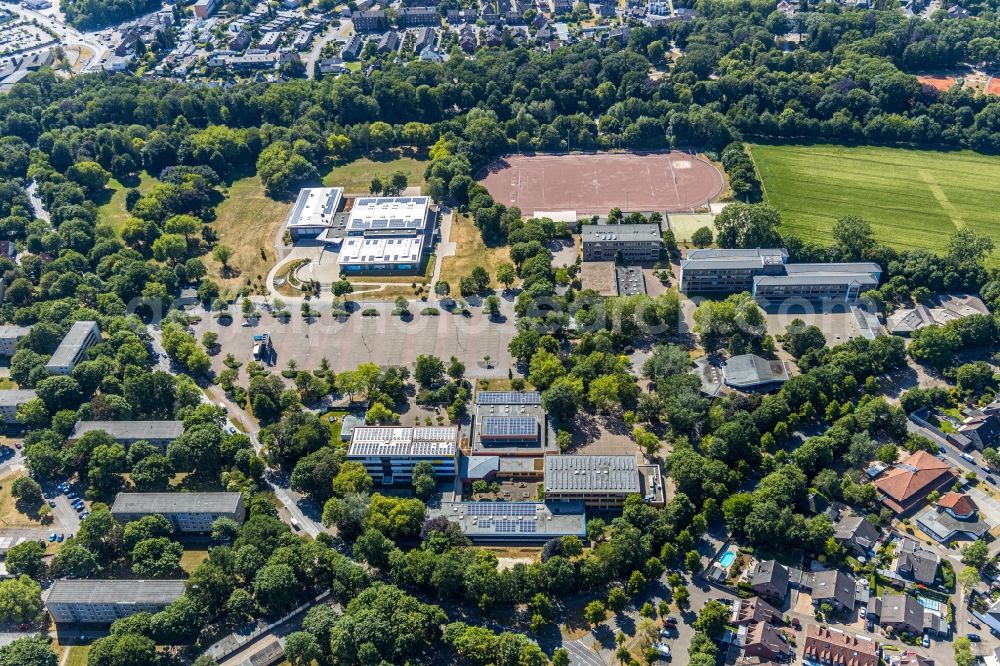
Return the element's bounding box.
[803,625,878,666]
[874,451,955,513]
[937,491,977,516]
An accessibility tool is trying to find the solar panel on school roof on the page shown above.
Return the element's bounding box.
[475,391,542,405]
[482,416,537,437]
[465,502,538,516]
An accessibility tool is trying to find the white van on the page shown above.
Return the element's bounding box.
[961,452,976,463]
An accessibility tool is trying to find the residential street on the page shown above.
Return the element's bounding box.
[146,323,325,538]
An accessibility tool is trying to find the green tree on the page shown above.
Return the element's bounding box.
[4,541,45,578]
[496,262,516,289]
[695,600,730,638]
[131,537,183,577]
[0,637,57,666]
[961,539,989,570]
[584,600,607,626]
[10,476,42,507]
[87,633,158,666]
[691,226,713,248]
[283,631,322,666]
[414,354,445,387]
[332,462,373,498]
[213,244,235,270]
[0,575,42,622]
[412,461,436,500]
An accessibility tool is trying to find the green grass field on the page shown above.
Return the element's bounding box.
[750,144,1000,261]
[97,172,157,235]
[323,151,428,193]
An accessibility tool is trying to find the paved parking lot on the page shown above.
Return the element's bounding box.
[191,298,516,378]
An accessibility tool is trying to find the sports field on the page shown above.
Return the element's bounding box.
[479,152,724,215]
[750,144,1000,259]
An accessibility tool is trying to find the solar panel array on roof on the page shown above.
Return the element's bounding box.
[482,416,537,439]
[476,391,542,405]
[466,502,538,516]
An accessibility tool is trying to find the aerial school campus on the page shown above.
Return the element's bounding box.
[9,10,1000,664]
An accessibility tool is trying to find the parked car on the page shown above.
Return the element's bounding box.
[859,606,867,619]
[48,499,56,507]
[969,620,981,629]
[654,643,671,659]
[921,633,930,648]
[967,633,982,642]
[79,511,89,519]
[56,534,63,543]
[48,533,56,542]
[989,476,997,485]
[664,616,677,626]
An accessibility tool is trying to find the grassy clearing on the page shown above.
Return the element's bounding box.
[666,212,716,245]
[65,645,91,666]
[0,378,16,389]
[97,172,157,235]
[438,214,512,289]
[750,144,1000,264]
[323,151,429,193]
[0,471,46,527]
[180,549,209,574]
[320,410,350,443]
[209,176,292,292]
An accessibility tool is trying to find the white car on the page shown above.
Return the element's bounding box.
[859,606,867,619]
[654,643,671,658]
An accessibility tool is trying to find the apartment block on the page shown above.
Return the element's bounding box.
[46,579,185,624]
[45,321,100,375]
[111,492,246,533]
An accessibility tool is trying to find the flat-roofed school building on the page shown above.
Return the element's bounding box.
[581,224,662,262]
[543,454,666,508]
[337,196,435,274]
[471,391,558,456]
[347,426,458,486]
[285,187,344,241]
[426,500,586,544]
[45,321,100,375]
[46,579,185,624]
[111,492,246,533]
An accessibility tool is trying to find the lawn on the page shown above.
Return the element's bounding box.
[0,471,46,527]
[319,410,349,443]
[64,645,91,666]
[749,143,1000,262]
[438,213,512,290]
[323,150,428,193]
[180,549,209,574]
[209,176,292,292]
[97,172,157,235]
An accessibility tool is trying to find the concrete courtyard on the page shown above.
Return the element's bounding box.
[189,297,517,378]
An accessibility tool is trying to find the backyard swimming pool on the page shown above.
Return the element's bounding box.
[719,551,736,567]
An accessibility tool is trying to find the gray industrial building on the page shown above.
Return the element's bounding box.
[722,354,791,390]
[543,455,665,508]
[111,492,246,533]
[581,224,662,262]
[45,321,100,375]
[69,421,184,448]
[46,579,185,624]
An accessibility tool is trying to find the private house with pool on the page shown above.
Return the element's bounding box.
[283,187,438,275]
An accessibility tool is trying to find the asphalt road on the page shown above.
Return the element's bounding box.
[147,324,324,538]
[0,1,107,73]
